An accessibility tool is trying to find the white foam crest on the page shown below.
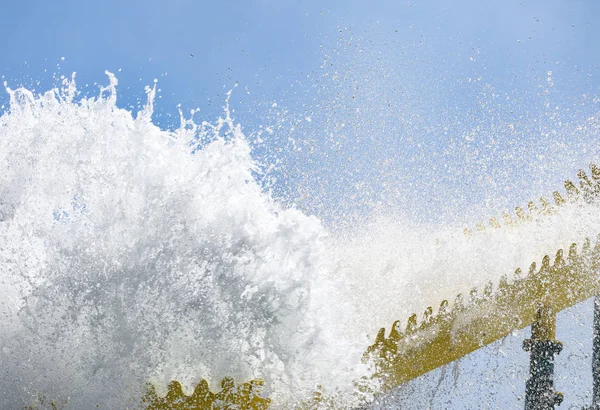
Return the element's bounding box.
[0,74,365,408]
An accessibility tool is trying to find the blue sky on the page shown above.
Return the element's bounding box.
[2,0,600,227]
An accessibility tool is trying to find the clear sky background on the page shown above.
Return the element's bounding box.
[2,2,600,407]
[2,0,600,228]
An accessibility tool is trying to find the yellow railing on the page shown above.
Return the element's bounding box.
[364,164,600,390]
[141,378,270,409]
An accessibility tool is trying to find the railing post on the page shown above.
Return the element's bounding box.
[523,305,563,410]
[586,295,600,409]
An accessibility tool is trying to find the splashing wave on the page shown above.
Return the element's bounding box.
[2,71,600,409]
[0,73,365,409]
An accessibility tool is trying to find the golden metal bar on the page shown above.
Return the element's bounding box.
[366,163,600,391]
[365,239,600,389]
[141,378,271,410]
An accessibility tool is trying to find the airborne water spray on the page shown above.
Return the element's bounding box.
[2,69,600,409]
[0,73,369,409]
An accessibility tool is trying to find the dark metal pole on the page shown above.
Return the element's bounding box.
[588,295,600,409]
[523,305,563,410]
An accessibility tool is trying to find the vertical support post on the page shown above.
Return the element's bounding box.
[590,296,600,409]
[523,305,563,410]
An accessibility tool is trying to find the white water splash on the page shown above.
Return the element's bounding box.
[329,201,600,340]
[0,73,366,409]
[2,72,600,409]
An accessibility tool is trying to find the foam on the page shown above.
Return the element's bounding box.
[0,73,365,408]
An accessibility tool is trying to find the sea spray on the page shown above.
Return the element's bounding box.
[2,72,600,409]
[328,201,600,340]
[0,73,367,409]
